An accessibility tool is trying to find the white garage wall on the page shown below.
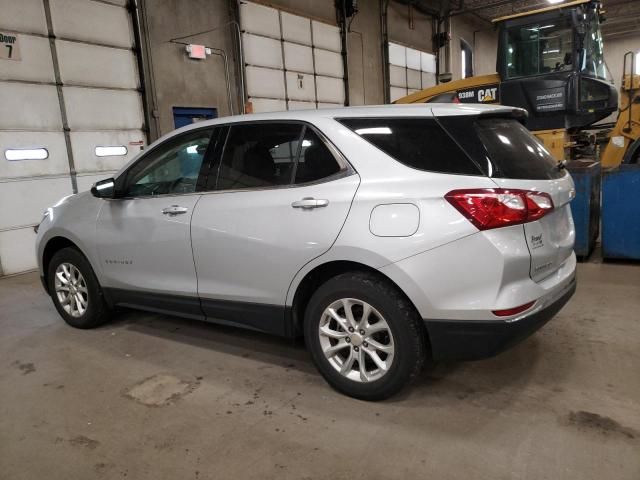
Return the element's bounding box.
[0,0,147,275]
[388,41,437,102]
[240,1,345,112]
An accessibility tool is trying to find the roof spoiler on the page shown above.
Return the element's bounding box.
[478,107,528,125]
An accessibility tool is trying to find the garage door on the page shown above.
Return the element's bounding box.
[0,0,146,275]
[240,1,345,113]
[388,42,436,102]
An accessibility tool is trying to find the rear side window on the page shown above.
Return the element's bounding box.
[216,123,302,190]
[294,128,341,184]
[439,116,564,180]
[338,118,482,175]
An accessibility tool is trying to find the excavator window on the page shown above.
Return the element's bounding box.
[581,14,607,80]
[505,19,574,79]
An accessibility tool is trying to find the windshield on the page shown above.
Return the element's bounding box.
[505,19,574,78]
[581,13,607,79]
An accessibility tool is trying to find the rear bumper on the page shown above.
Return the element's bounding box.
[424,276,576,361]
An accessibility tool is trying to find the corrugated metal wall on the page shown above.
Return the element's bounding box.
[388,41,436,102]
[240,1,345,112]
[0,0,147,275]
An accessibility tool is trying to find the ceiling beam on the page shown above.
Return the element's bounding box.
[450,0,516,17]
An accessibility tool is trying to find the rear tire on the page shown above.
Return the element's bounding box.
[304,271,425,401]
[47,247,110,329]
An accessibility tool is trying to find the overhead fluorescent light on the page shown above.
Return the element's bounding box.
[547,0,564,4]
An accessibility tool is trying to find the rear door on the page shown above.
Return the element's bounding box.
[437,113,575,282]
[190,122,359,334]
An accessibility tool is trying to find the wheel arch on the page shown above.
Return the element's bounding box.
[41,236,89,293]
[289,260,428,347]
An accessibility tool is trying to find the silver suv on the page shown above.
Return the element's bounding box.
[36,105,576,400]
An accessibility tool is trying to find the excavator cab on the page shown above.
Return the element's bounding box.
[397,0,618,134]
[495,0,618,131]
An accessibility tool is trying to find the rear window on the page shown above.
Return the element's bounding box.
[338,117,483,175]
[439,116,564,180]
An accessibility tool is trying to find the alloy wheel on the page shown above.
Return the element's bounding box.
[54,262,89,318]
[318,298,395,383]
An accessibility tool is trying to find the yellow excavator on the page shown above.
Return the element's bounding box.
[395,0,639,168]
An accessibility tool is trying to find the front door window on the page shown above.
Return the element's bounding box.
[124,128,213,196]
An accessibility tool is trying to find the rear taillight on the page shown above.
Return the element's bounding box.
[525,192,554,221]
[445,188,554,231]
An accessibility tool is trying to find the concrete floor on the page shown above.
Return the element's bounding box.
[0,262,639,480]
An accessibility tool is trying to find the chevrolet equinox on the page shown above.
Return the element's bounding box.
[35,104,577,400]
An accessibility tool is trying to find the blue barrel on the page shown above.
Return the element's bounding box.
[602,164,640,260]
[567,161,601,258]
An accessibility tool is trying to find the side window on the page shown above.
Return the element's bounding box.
[338,117,482,175]
[294,128,341,184]
[216,123,303,190]
[125,129,213,196]
[461,39,473,79]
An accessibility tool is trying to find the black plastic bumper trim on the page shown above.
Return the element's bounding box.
[424,277,576,361]
[102,288,292,337]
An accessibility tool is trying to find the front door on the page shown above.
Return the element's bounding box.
[95,127,216,318]
[190,122,360,334]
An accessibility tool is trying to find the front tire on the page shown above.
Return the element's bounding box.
[304,272,425,401]
[47,247,110,329]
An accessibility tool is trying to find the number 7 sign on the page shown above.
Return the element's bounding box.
[0,31,21,61]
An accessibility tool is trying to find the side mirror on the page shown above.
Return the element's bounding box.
[91,178,116,198]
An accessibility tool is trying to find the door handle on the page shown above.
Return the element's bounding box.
[291,198,329,209]
[162,205,189,216]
